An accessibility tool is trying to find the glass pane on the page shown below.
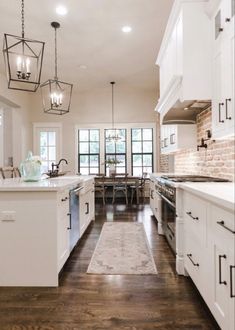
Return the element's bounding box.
[48,132,56,146]
[80,167,89,175]
[48,147,56,161]
[116,154,126,167]
[80,155,89,166]
[116,141,126,153]
[116,167,126,174]
[90,129,99,141]
[90,167,99,174]
[90,142,99,154]
[106,141,115,153]
[40,132,47,147]
[133,167,142,177]
[79,130,89,141]
[143,154,152,166]
[40,147,48,160]
[143,166,152,177]
[143,141,152,152]
[133,154,142,166]
[132,129,141,141]
[132,142,142,153]
[89,155,99,166]
[143,128,152,141]
[41,161,48,173]
[79,142,89,153]
[118,129,126,140]
[105,129,113,138]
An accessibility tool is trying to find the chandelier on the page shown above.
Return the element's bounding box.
[40,22,73,115]
[106,82,121,142]
[3,0,45,92]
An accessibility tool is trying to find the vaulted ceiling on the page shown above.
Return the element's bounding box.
[0,0,173,92]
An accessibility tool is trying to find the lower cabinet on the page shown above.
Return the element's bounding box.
[79,182,95,237]
[183,191,235,330]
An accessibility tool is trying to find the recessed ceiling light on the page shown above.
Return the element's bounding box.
[56,5,68,16]
[122,26,132,33]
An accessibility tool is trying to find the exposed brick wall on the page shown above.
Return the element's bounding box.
[160,154,170,173]
[160,108,235,181]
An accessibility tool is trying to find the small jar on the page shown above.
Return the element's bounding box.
[20,151,41,182]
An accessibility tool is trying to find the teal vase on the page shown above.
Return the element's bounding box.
[20,151,41,182]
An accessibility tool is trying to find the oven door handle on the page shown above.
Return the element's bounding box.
[156,190,175,209]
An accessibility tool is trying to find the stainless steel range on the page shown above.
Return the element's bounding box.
[155,175,229,253]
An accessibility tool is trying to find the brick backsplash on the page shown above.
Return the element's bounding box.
[160,108,235,181]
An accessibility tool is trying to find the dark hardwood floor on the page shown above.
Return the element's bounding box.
[0,201,220,330]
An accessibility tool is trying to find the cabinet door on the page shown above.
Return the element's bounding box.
[79,194,88,237]
[89,190,95,222]
[149,180,155,214]
[57,191,70,272]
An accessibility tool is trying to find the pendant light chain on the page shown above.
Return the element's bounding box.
[112,82,114,129]
[54,26,58,80]
[21,0,25,38]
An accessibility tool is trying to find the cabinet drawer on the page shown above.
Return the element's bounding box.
[211,205,235,236]
[184,192,207,244]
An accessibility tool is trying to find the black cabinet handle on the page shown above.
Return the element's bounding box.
[219,254,227,285]
[170,133,175,144]
[225,98,232,120]
[225,17,230,22]
[230,265,235,298]
[85,202,89,214]
[150,190,154,199]
[217,221,235,234]
[219,102,224,123]
[187,254,199,267]
[186,211,199,221]
[67,212,71,230]
[219,27,224,32]
[61,197,68,202]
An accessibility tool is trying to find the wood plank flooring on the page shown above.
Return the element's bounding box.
[0,202,220,330]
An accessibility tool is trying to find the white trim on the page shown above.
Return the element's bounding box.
[0,108,3,167]
[75,122,157,175]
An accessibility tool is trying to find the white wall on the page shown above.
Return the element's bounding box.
[30,85,159,173]
[0,72,32,167]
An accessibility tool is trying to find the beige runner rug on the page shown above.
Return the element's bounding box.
[87,222,157,275]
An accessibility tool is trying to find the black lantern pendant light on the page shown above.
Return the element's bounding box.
[106,82,121,142]
[40,22,73,115]
[3,0,45,92]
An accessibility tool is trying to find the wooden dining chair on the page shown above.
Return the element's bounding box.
[94,175,107,205]
[0,167,21,179]
[130,173,147,204]
[112,174,128,204]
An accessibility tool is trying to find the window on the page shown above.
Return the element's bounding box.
[78,129,100,175]
[105,129,126,174]
[131,128,153,176]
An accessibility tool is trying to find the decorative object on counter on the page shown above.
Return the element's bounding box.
[87,222,157,275]
[106,82,122,142]
[40,22,73,115]
[197,129,214,151]
[103,157,121,176]
[46,158,68,177]
[20,151,42,182]
[3,0,45,92]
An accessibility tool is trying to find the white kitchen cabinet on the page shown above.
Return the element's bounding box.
[161,124,197,154]
[156,0,211,119]
[57,189,70,272]
[209,204,235,330]
[149,178,155,215]
[211,0,235,138]
[182,190,235,330]
[79,179,95,237]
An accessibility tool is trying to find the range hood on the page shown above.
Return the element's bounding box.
[155,76,211,124]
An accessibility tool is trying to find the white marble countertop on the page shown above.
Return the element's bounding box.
[0,175,94,192]
[179,182,235,211]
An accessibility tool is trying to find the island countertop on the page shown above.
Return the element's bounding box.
[0,175,94,192]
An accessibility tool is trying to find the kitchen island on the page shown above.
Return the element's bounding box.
[0,175,94,287]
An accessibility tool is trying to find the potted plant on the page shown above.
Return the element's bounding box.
[103,157,122,176]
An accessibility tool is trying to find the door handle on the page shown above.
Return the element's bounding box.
[225,98,232,120]
[67,212,71,230]
[85,202,89,214]
[187,254,199,267]
[186,211,199,221]
[219,254,227,285]
[230,265,235,298]
[217,221,235,234]
[219,102,224,123]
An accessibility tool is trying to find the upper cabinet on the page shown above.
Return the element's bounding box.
[210,0,235,138]
[155,0,212,123]
[161,124,197,154]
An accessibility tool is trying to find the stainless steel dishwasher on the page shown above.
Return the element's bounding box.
[68,185,83,252]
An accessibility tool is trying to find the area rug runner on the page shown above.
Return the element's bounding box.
[87,222,157,275]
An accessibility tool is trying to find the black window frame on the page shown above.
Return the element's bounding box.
[78,129,100,175]
[104,129,127,175]
[131,128,153,177]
